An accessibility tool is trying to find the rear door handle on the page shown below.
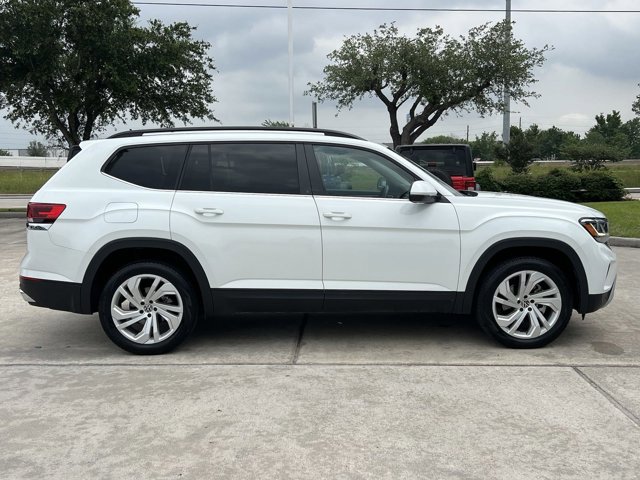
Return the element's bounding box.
[194,207,224,216]
[323,211,352,220]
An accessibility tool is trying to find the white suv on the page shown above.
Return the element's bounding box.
[20,127,616,354]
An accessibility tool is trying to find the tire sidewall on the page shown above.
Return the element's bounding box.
[477,258,573,348]
[98,262,198,355]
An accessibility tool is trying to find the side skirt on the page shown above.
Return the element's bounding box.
[212,289,457,314]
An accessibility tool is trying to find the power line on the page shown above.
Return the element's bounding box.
[131,2,640,13]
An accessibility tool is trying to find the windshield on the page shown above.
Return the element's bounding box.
[402,146,471,176]
[409,160,462,196]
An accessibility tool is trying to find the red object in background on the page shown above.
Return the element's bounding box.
[451,176,476,191]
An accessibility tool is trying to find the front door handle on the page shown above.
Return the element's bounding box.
[194,207,224,216]
[323,211,352,220]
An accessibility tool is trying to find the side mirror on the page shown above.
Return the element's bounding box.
[409,181,439,204]
[376,176,387,190]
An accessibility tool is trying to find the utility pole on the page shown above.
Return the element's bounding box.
[287,0,294,126]
[466,125,469,142]
[502,0,511,144]
[312,101,318,128]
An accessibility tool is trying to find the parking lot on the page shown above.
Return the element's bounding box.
[1,217,639,479]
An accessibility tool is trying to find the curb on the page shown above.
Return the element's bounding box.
[609,236,640,248]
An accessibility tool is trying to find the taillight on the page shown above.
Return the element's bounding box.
[27,203,66,224]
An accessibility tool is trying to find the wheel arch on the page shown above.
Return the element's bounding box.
[455,238,589,315]
[81,238,213,317]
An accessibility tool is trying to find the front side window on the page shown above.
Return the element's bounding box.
[104,144,187,190]
[180,143,299,194]
[313,145,414,198]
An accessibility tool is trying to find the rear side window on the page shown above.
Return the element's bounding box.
[104,145,188,189]
[180,143,299,194]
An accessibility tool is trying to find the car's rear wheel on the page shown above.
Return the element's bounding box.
[477,257,573,348]
[98,262,198,355]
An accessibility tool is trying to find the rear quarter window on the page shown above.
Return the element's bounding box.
[104,145,188,189]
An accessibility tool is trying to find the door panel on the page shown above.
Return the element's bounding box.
[307,143,461,302]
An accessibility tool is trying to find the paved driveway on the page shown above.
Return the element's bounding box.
[1,218,639,479]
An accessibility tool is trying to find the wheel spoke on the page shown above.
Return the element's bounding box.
[156,306,181,330]
[126,277,144,304]
[495,309,521,328]
[497,281,518,303]
[507,310,528,334]
[532,305,552,331]
[523,271,546,296]
[152,316,161,342]
[112,306,140,321]
[134,317,152,344]
[149,283,176,302]
[145,277,161,301]
[494,296,521,309]
[117,286,140,309]
[529,311,542,338]
[517,272,527,298]
[116,314,146,330]
[529,289,561,311]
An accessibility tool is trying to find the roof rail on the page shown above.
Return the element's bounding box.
[108,126,364,140]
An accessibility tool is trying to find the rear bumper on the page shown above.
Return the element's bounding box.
[19,276,85,314]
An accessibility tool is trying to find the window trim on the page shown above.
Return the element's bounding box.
[176,141,307,195]
[304,143,420,199]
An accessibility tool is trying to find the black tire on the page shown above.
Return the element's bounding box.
[98,262,199,355]
[476,257,573,348]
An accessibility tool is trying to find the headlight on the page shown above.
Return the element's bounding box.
[580,217,609,243]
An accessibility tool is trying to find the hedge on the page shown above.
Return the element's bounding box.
[475,168,625,202]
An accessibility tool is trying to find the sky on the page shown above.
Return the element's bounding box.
[1,0,640,149]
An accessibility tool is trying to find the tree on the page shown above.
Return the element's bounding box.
[307,22,549,147]
[470,131,499,161]
[563,143,625,171]
[0,0,217,147]
[26,141,48,156]
[0,148,11,156]
[633,84,640,116]
[583,111,630,159]
[495,126,535,173]
[421,135,464,144]
[535,126,579,159]
[621,118,640,158]
[261,120,293,127]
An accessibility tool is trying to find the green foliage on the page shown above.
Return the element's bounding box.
[469,131,498,161]
[536,168,582,202]
[475,167,501,191]
[621,118,640,158]
[261,120,293,127]
[496,126,535,173]
[579,171,625,202]
[420,135,465,144]
[0,148,11,156]
[563,143,625,171]
[480,168,625,202]
[307,21,549,147]
[26,141,48,156]
[634,85,640,116]
[0,0,217,146]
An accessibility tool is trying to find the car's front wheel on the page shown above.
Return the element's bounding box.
[477,257,573,348]
[98,262,198,355]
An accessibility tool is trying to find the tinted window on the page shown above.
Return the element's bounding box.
[105,145,187,189]
[401,146,471,176]
[313,145,414,199]
[180,143,299,194]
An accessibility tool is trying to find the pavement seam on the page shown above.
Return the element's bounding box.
[0,362,639,368]
[291,313,308,365]
[572,366,640,429]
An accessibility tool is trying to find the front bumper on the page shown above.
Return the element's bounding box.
[585,281,616,314]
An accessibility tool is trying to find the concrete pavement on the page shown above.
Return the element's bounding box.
[1,218,639,479]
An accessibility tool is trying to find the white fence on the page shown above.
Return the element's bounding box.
[0,156,66,169]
